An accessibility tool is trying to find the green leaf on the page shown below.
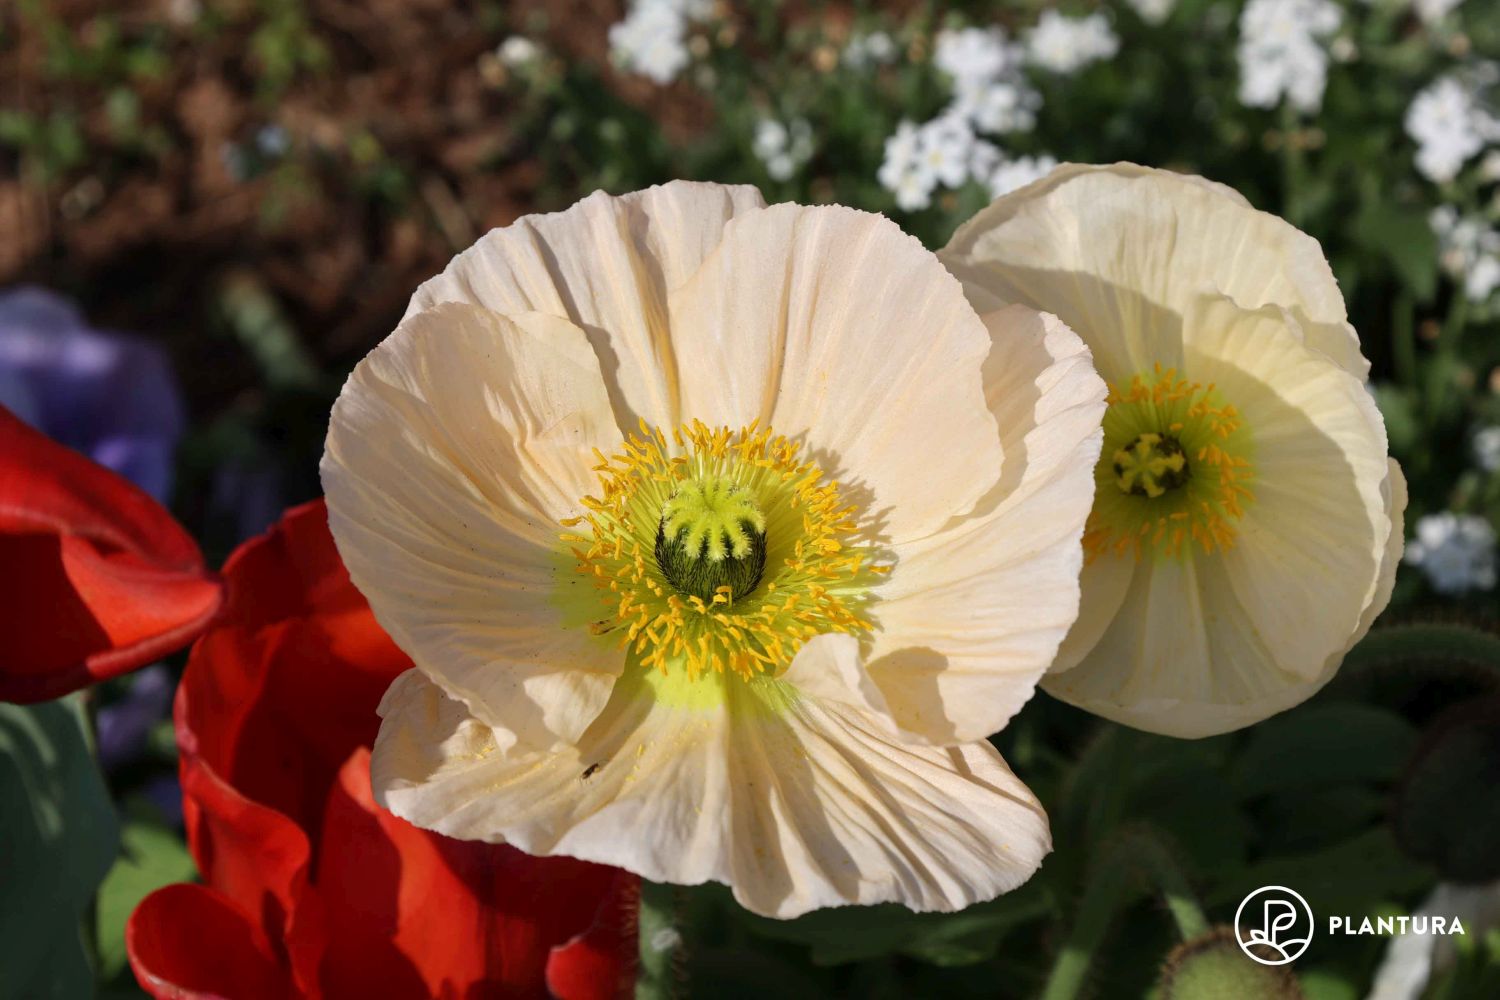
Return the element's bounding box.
[1207,828,1433,915]
[1231,704,1417,798]
[1370,383,1420,456]
[94,820,198,980]
[741,877,1051,966]
[1350,202,1438,301]
[0,697,121,1000]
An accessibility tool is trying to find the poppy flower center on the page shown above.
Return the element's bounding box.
[1084,366,1254,562]
[1113,432,1189,498]
[655,477,768,604]
[561,422,887,680]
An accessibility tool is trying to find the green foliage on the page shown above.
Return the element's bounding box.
[0,698,119,1000]
[94,818,197,981]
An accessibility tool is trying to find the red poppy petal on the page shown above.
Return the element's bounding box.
[547,873,640,1000]
[177,700,311,948]
[0,406,221,702]
[218,499,366,631]
[127,883,292,1000]
[305,749,629,998]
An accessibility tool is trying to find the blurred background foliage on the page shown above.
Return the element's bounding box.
[2,1,1500,998]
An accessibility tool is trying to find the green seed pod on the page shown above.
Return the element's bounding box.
[1156,927,1304,1000]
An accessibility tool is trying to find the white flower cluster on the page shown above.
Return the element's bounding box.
[1236,0,1342,113]
[753,118,815,181]
[936,27,1042,134]
[843,30,898,70]
[879,25,1070,211]
[609,0,714,85]
[1027,12,1120,75]
[1405,512,1498,594]
[1430,206,1500,302]
[1406,73,1500,184]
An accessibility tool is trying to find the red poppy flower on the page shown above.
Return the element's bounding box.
[0,405,222,703]
[127,500,637,999]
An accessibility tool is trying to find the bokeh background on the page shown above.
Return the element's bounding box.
[3,1,1499,997]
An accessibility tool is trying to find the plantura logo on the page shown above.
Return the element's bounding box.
[1234,886,1315,966]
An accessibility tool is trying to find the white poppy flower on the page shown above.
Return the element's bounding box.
[941,163,1406,738]
[322,182,1106,917]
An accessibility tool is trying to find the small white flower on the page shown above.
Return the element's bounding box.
[949,76,1041,134]
[968,140,1003,180]
[878,121,938,210]
[1406,76,1491,183]
[1479,149,1500,181]
[1027,11,1120,75]
[935,27,1015,84]
[752,117,814,181]
[498,36,541,69]
[610,1,692,84]
[1467,255,1500,301]
[987,154,1059,198]
[1429,204,1500,300]
[891,168,937,211]
[1125,0,1177,24]
[1473,425,1500,473]
[844,30,897,69]
[917,114,977,188]
[1404,512,1498,594]
[1236,0,1342,113]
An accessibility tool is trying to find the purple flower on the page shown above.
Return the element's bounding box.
[0,286,185,502]
[95,664,175,772]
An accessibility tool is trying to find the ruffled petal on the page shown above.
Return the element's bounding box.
[127,883,292,1000]
[667,204,1003,542]
[407,181,768,431]
[0,406,222,703]
[862,308,1106,743]
[939,162,1366,383]
[322,304,626,749]
[371,667,1050,919]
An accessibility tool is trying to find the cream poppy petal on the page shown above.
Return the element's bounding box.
[780,633,901,737]
[939,163,1365,382]
[1338,459,1407,662]
[667,204,1002,542]
[863,308,1107,743]
[371,668,1051,919]
[1044,555,1323,737]
[408,181,769,431]
[1049,553,1138,676]
[322,303,625,750]
[1184,295,1390,681]
[1040,556,1233,736]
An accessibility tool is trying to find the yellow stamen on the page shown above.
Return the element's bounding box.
[1083,366,1254,562]
[563,422,886,681]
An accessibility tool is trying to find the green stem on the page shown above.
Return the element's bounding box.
[1392,288,1417,388]
[635,881,683,1000]
[1439,288,1469,356]
[1041,825,1207,1000]
[1279,102,1304,228]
